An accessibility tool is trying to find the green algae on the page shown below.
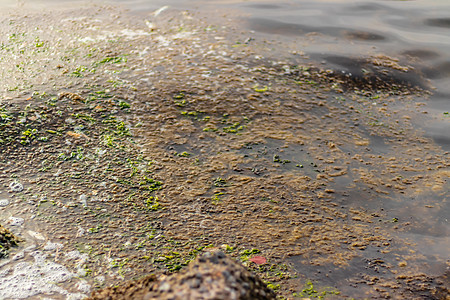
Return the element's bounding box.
[293,280,340,299]
[0,5,447,299]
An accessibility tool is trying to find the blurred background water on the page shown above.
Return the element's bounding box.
[6,0,448,146]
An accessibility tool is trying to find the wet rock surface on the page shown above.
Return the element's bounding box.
[0,224,19,258]
[88,251,276,300]
[0,2,448,299]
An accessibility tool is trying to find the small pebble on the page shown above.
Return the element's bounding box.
[9,181,23,192]
[79,194,88,207]
[8,216,24,226]
[12,251,25,261]
[27,231,45,241]
[158,282,171,292]
[0,199,10,207]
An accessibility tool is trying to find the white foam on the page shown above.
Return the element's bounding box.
[43,241,63,251]
[66,293,89,300]
[65,250,89,267]
[0,251,76,299]
[120,29,150,39]
[76,280,91,293]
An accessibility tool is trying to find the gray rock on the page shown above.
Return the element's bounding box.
[88,250,276,300]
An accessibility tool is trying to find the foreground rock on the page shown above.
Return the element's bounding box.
[89,251,276,300]
[0,224,19,258]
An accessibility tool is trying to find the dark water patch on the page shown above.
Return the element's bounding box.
[247,18,309,36]
[167,144,195,158]
[326,178,450,264]
[331,132,393,158]
[273,55,427,96]
[422,124,450,149]
[430,135,450,149]
[419,92,450,149]
[237,139,320,177]
[392,193,450,237]
[326,183,383,208]
[430,91,450,103]
[401,49,440,60]
[321,55,428,93]
[425,17,450,28]
[342,30,385,41]
[367,134,392,154]
[325,56,361,70]
[351,3,390,12]
[422,61,450,79]
[247,18,387,42]
[287,244,409,293]
[289,244,449,299]
[244,4,282,10]
[397,233,449,263]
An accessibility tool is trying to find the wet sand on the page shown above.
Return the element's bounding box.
[0,2,448,299]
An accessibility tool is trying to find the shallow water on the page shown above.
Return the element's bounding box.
[160,0,450,274]
[13,0,450,146]
[237,0,450,148]
[0,0,448,298]
[123,0,450,147]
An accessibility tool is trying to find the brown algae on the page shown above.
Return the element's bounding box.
[0,3,448,299]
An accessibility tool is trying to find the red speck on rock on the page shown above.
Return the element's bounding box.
[249,256,267,265]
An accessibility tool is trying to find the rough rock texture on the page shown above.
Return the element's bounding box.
[0,224,19,258]
[89,251,276,300]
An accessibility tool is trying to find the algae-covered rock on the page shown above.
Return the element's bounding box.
[89,251,276,300]
[0,224,20,258]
